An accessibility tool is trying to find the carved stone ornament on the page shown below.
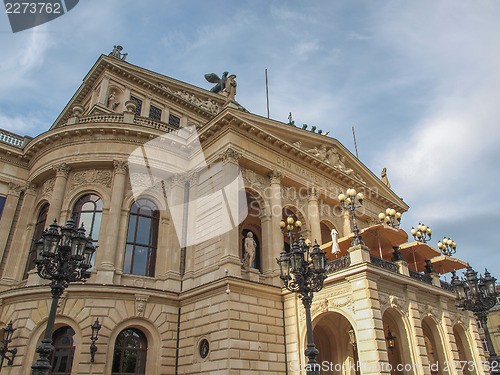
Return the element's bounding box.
[380,294,409,316]
[53,163,71,177]
[311,299,329,317]
[42,178,55,194]
[68,170,112,191]
[219,148,241,164]
[113,160,128,174]
[135,294,149,317]
[268,170,283,184]
[308,187,320,201]
[241,168,267,189]
[330,296,353,310]
[57,292,67,314]
[8,182,24,195]
[173,89,221,115]
[26,181,38,193]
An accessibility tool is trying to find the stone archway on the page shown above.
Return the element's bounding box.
[453,324,477,375]
[382,308,414,375]
[422,316,447,375]
[313,311,358,375]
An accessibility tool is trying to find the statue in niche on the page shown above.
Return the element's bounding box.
[110,45,127,60]
[205,71,229,93]
[331,228,341,255]
[381,168,391,188]
[242,232,257,270]
[107,91,119,110]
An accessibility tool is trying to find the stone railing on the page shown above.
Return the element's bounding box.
[440,280,454,292]
[0,129,29,148]
[71,114,177,134]
[370,255,399,273]
[409,269,433,285]
[325,255,351,275]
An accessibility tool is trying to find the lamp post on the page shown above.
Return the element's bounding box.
[90,318,101,363]
[277,216,327,375]
[378,208,402,229]
[0,320,17,368]
[338,188,364,246]
[451,266,500,374]
[410,223,432,243]
[437,237,456,256]
[31,218,95,375]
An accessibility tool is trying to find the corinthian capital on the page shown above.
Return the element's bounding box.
[8,182,24,195]
[53,163,71,177]
[113,160,129,174]
[268,170,283,184]
[219,147,241,164]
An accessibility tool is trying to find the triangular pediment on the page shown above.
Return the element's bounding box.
[200,109,408,211]
[50,54,228,130]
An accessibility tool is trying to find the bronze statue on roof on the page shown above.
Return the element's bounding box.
[204,72,229,93]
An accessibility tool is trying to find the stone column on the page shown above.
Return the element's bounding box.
[307,187,321,244]
[260,213,273,280]
[96,160,128,284]
[218,148,242,277]
[268,170,283,284]
[46,163,70,224]
[347,273,391,375]
[342,210,351,237]
[0,182,24,263]
[439,296,461,375]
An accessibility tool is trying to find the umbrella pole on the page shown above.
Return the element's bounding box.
[378,237,382,259]
[413,249,417,272]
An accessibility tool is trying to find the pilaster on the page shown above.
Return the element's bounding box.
[47,163,71,223]
[0,182,24,267]
[307,188,321,244]
[268,169,283,282]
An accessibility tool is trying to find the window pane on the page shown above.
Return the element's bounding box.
[92,212,102,240]
[132,246,148,276]
[80,212,94,234]
[149,105,162,121]
[136,216,151,245]
[0,196,6,220]
[81,201,95,211]
[123,350,138,372]
[126,216,137,243]
[123,244,134,274]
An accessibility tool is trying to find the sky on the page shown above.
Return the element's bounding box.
[1,1,499,280]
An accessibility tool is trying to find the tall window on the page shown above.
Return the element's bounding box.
[50,326,76,374]
[0,195,6,220]
[112,328,147,374]
[149,105,162,121]
[168,114,180,128]
[72,194,103,268]
[130,95,143,116]
[124,199,159,277]
[24,203,49,279]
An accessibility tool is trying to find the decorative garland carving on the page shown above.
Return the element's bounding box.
[42,178,55,195]
[68,170,113,191]
[241,168,267,189]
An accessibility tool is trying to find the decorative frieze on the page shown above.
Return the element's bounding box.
[68,170,113,191]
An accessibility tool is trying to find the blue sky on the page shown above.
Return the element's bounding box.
[1,1,499,280]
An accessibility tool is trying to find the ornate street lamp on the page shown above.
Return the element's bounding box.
[277,216,327,375]
[437,237,456,256]
[338,188,364,246]
[410,223,432,243]
[31,218,95,375]
[451,266,500,374]
[385,328,396,354]
[0,320,17,368]
[90,318,102,363]
[378,208,402,229]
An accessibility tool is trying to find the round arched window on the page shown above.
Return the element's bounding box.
[112,328,148,374]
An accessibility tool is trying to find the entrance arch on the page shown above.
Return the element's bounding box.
[453,324,477,375]
[313,311,358,375]
[382,308,414,375]
[422,316,447,375]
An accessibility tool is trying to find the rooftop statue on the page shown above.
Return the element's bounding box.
[204,72,229,93]
[110,45,127,61]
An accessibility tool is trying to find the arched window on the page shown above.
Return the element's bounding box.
[124,199,159,277]
[24,203,49,279]
[112,328,147,374]
[50,326,76,374]
[72,194,103,268]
